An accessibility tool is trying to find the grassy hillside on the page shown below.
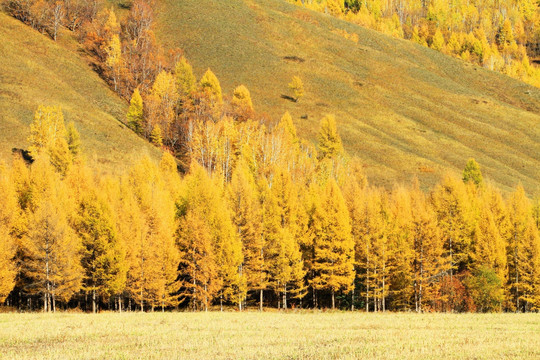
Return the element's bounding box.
[156,0,540,193]
[0,13,161,173]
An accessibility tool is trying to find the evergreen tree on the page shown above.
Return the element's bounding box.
[0,164,17,303]
[177,211,219,311]
[288,76,304,102]
[73,192,127,313]
[317,115,343,160]
[310,179,354,309]
[175,57,196,99]
[228,161,264,308]
[462,158,483,186]
[410,183,443,312]
[200,69,223,104]
[66,122,81,158]
[127,88,144,134]
[23,201,83,312]
[231,85,254,120]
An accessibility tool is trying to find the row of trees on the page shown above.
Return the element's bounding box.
[1,104,539,313]
[290,0,540,86]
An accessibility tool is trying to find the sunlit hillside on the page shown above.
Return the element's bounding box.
[156,0,540,193]
[0,13,161,173]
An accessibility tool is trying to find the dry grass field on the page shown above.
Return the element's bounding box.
[0,312,539,359]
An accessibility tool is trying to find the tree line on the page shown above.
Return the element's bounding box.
[291,0,540,87]
[0,103,539,313]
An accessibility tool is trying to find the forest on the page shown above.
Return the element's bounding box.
[290,0,540,87]
[0,0,539,313]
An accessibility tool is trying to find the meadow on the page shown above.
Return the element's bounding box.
[0,312,539,359]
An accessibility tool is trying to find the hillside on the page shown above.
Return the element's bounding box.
[0,13,161,173]
[156,0,540,193]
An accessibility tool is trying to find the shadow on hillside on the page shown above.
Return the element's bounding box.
[281,94,297,102]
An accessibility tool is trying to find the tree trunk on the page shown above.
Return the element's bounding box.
[332,289,335,310]
[283,285,287,310]
[92,289,97,314]
[259,289,263,312]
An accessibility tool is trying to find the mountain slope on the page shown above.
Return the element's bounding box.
[157,0,540,193]
[0,13,161,173]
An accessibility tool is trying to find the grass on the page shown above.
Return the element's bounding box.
[0,13,161,174]
[0,312,539,359]
[155,0,540,194]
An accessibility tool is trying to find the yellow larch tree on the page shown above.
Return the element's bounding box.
[128,156,180,311]
[177,210,219,311]
[20,158,82,312]
[127,88,144,135]
[228,160,265,309]
[179,163,244,310]
[264,169,306,309]
[310,178,354,309]
[0,163,17,303]
[148,70,179,146]
[387,185,415,311]
[175,56,197,100]
[410,182,444,312]
[507,184,540,311]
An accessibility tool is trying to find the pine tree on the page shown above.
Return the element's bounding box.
[277,111,299,146]
[180,163,244,310]
[175,57,196,99]
[127,88,144,134]
[73,192,126,313]
[66,122,81,158]
[288,76,304,102]
[200,69,223,104]
[228,161,264,308]
[431,29,445,50]
[28,105,66,159]
[507,185,540,311]
[410,184,443,312]
[310,179,354,309]
[231,85,254,120]
[150,125,163,147]
[128,157,180,311]
[177,211,219,311]
[431,175,475,276]
[23,201,83,312]
[462,158,483,186]
[387,185,414,311]
[264,170,306,309]
[473,207,507,281]
[317,115,343,160]
[0,164,17,303]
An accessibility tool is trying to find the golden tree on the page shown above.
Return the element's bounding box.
[288,75,304,102]
[177,211,219,311]
[310,178,354,309]
[127,88,144,134]
[0,164,17,303]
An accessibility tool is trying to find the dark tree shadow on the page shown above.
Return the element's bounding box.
[281,94,297,102]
